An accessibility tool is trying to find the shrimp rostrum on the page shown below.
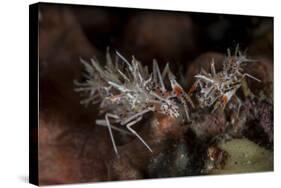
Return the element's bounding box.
[190,47,261,114]
[75,49,194,156]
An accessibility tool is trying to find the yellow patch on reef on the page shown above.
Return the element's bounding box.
[211,138,273,174]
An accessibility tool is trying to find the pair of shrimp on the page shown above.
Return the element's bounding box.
[76,47,261,156]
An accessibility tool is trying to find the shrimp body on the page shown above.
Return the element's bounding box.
[75,49,193,155]
[192,47,260,112]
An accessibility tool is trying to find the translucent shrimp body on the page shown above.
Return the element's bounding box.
[75,49,193,156]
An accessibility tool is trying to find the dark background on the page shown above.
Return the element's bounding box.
[36,3,273,185]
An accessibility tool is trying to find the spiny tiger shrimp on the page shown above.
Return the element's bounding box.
[75,49,194,156]
[190,46,261,114]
